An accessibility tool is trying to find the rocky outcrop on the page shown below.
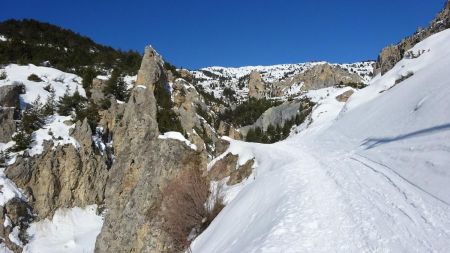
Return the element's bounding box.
[0,197,33,252]
[217,121,242,140]
[5,119,110,219]
[136,45,166,91]
[209,152,254,186]
[0,107,16,142]
[374,0,450,75]
[0,83,24,108]
[239,99,312,136]
[95,46,208,253]
[90,78,107,104]
[273,63,363,96]
[248,71,266,99]
[335,89,354,102]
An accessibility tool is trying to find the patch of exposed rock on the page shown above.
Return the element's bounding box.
[0,83,24,108]
[90,78,107,104]
[374,0,450,75]
[273,63,363,96]
[335,89,354,102]
[0,198,33,252]
[248,71,266,99]
[239,99,312,136]
[5,119,110,219]
[209,151,254,186]
[0,83,24,142]
[217,121,242,140]
[0,107,16,142]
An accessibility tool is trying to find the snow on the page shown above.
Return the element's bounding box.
[158,131,197,150]
[191,61,373,101]
[191,29,450,252]
[23,205,103,253]
[0,64,85,108]
[0,168,25,206]
[8,226,23,247]
[28,115,79,156]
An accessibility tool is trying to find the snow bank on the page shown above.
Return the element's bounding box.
[0,64,85,108]
[158,131,197,150]
[23,205,103,253]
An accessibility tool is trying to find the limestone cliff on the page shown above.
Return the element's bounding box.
[374,0,450,75]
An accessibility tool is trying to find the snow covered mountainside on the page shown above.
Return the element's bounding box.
[192,61,373,100]
[191,29,450,252]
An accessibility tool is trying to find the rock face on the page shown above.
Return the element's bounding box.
[374,0,450,75]
[273,63,362,96]
[208,151,254,186]
[136,45,166,91]
[0,197,33,252]
[0,107,16,142]
[90,78,107,104]
[239,99,311,136]
[95,46,208,253]
[217,121,242,140]
[0,83,24,142]
[248,71,266,99]
[6,119,110,219]
[0,83,24,108]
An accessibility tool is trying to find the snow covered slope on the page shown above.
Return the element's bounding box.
[192,61,373,101]
[191,29,450,252]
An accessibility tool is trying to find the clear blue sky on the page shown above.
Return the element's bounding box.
[1,0,445,69]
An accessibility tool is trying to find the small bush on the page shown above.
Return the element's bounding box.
[162,168,224,251]
[27,74,43,82]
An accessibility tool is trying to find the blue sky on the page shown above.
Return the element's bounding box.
[1,0,445,69]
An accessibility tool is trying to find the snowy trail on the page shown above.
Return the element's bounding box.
[193,138,450,252]
[191,29,450,252]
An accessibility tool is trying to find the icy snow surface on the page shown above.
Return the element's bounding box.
[191,29,450,252]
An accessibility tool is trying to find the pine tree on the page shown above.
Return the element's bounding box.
[82,67,97,98]
[104,69,129,102]
[22,96,45,134]
[58,86,74,116]
[58,86,86,116]
[12,128,32,151]
[42,87,57,116]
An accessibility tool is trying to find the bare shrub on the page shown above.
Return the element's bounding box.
[162,168,224,251]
